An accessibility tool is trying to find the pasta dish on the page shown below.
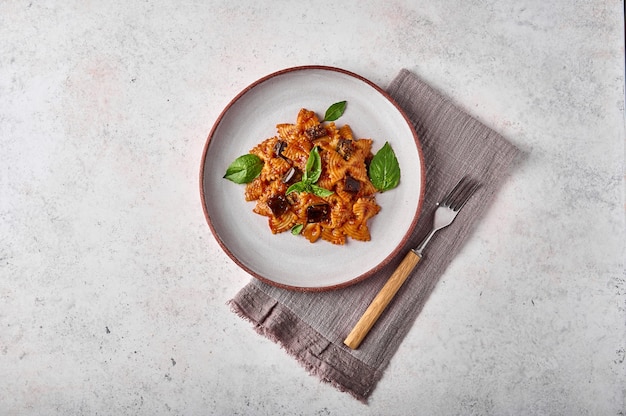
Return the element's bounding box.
[227,106,399,245]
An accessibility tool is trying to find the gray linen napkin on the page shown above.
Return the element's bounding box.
[229,69,522,402]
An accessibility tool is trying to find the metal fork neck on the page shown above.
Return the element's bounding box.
[413,229,437,257]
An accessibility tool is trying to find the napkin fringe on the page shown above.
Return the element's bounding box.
[228,285,381,403]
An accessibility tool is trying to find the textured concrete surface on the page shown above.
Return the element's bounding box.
[1,1,624,415]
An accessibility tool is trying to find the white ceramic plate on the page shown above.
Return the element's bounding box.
[200,66,425,291]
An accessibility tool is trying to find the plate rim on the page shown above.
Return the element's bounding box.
[199,65,426,291]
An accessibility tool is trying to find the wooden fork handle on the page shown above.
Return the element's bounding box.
[343,250,422,349]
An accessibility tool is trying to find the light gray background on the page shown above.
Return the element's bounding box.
[1,1,624,415]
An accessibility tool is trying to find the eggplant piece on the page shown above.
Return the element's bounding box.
[344,175,361,193]
[305,124,327,140]
[273,140,288,160]
[281,166,302,185]
[336,138,354,160]
[306,203,330,223]
[267,195,289,217]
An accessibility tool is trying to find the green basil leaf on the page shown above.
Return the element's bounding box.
[291,224,304,235]
[223,154,263,184]
[310,185,334,197]
[368,142,401,191]
[286,181,309,195]
[322,101,347,122]
[287,147,330,196]
[305,146,322,183]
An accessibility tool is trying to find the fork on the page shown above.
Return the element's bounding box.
[344,176,480,349]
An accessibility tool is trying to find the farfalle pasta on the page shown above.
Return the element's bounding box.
[240,107,384,245]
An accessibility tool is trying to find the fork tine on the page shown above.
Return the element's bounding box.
[449,179,480,211]
[441,176,471,207]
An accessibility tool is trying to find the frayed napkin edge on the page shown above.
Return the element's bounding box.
[227,295,378,404]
